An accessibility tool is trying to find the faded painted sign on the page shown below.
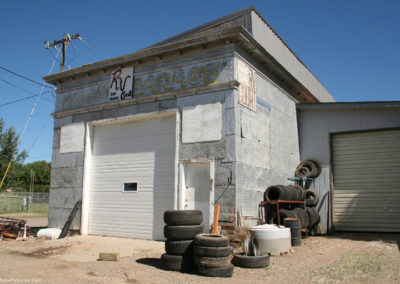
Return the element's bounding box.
[133,60,226,97]
[109,66,134,101]
[237,60,256,111]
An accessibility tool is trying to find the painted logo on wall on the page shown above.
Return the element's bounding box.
[237,59,256,112]
[109,66,134,101]
[109,60,226,102]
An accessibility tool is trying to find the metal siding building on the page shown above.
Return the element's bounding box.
[44,7,337,240]
[297,102,400,233]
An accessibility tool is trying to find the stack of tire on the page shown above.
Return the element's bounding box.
[294,159,322,189]
[161,210,203,272]
[264,185,320,230]
[193,234,234,278]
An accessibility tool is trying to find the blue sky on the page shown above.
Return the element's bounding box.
[1,0,399,163]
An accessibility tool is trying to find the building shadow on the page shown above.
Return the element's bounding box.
[325,232,400,247]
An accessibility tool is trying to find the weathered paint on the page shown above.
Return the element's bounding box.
[59,122,85,153]
[237,59,256,111]
[182,102,222,143]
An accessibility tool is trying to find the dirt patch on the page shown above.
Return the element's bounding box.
[0,233,398,283]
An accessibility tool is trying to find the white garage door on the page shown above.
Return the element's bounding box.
[333,129,400,232]
[88,115,176,240]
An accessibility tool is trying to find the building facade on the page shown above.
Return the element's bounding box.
[44,7,334,240]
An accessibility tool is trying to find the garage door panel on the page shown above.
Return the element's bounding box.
[88,115,176,239]
[333,129,400,232]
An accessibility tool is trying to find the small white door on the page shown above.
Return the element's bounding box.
[180,161,214,232]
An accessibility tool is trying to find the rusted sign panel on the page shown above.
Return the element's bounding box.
[109,66,134,102]
[237,59,256,111]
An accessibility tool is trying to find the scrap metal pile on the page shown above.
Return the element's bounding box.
[0,217,32,240]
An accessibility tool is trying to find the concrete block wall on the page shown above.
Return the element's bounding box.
[48,47,237,229]
[49,117,84,229]
[178,90,237,222]
[235,58,301,218]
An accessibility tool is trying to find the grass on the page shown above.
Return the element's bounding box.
[0,194,48,215]
[313,252,383,282]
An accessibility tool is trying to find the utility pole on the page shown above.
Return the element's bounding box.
[28,169,34,212]
[45,33,81,72]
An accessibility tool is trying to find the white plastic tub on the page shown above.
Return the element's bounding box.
[37,228,62,240]
[250,224,291,256]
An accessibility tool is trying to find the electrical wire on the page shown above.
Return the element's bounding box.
[0,66,55,90]
[27,116,51,153]
[70,42,101,61]
[79,33,109,58]
[0,91,52,107]
[19,48,60,141]
[0,78,54,104]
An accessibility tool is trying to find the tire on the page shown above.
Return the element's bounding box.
[194,234,229,247]
[305,190,319,207]
[197,264,234,277]
[164,225,204,241]
[267,208,296,225]
[165,240,193,255]
[193,245,231,257]
[232,253,270,268]
[292,207,309,228]
[306,207,320,228]
[264,185,304,201]
[161,253,195,271]
[194,255,232,268]
[295,159,321,178]
[307,159,322,177]
[164,210,203,226]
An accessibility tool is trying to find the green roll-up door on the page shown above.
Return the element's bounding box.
[332,129,400,232]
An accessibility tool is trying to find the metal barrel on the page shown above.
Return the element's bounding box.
[283,218,302,246]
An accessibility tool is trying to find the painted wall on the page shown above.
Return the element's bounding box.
[235,56,301,219]
[297,104,400,233]
[49,46,237,229]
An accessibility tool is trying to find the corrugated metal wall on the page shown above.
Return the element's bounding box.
[332,129,400,232]
[297,103,400,233]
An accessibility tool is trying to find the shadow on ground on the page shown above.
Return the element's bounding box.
[325,232,400,248]
[136,258,163,270]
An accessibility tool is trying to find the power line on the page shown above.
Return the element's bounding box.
[0,66,54,90]
[27,117,51,153]
[0,91,52,107]
[19,48,60,141]
[0,78,54,104]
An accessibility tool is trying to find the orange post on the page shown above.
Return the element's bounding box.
[211,204,220,234]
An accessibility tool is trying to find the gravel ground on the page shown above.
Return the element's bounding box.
[0,233,399,284]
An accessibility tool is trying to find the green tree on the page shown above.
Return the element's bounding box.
[0,118,27,190]
[13,161,51,192]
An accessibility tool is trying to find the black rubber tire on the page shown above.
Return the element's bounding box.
[306,207,320,228]
[194,234,229,247]
[264,185,304,201]
[193,245,231,257]
[197,264,234,277]
[232,253,270,268]
[295,159,321,178]
[164,210,203,226]
[194,255,232,268]
[165,240,193,255]
[267,208,296,225]
[305,190,319,207]
[307,158,322,177]
[161,253,195,271]
[292,207,309,228]
[164,225,204,241]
